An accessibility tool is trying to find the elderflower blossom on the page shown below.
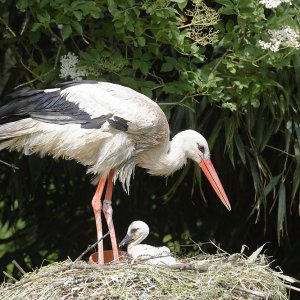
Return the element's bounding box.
[222,102,237,111]
[258,26,300,52]
[59,52,89,80]
[259,0,292,9]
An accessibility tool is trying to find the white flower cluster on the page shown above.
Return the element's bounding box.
[221,102,237,111]
[259,0,292,9]
[258,26,300,52]
[59,52,89,80]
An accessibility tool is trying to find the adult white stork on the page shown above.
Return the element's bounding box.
[0,80,231,264]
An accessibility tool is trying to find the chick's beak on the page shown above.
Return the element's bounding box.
[119,234,133,248]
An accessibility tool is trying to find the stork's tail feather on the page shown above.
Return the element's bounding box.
[0,88,39,152]
[0,119,39,139]
[0,118,37,153]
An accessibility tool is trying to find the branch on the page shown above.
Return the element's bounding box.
[0,17,16,38]
[12,260,26,275]
[2,271,18,283]
[0,160,19,171]
[15,46,62,89]
[74,231,110,263]
[233,286,270,298]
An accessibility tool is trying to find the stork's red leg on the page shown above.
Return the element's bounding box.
[102,170,119,261]
[91,176,106,265]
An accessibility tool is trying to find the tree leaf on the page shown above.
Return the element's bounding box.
[137,36,146,47]
[247,153,262,197]
[31,22,43,32]
[219,7,236,15]
[72,21,83,35]
[264,174,281,197]
[61,24,72,40]
[161,62,174,72]
[291,164,300,200]
[214,0,234,6]
[162,234,173,243]
[285,121,292,152]
[295,122,300,147]
[228,143,235,168]
[36,12,50,25]
[224,116,236,151]
[247,244,266,263]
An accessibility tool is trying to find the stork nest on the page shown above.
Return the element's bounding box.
[0,247,297,300]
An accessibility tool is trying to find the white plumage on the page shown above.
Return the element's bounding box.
[120,220,176,265]
[0,80,231,264]
[0,82,169,191]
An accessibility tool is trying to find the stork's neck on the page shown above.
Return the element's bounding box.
[139,133,188,176]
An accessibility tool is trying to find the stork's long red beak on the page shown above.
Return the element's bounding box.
[199,159,231,211]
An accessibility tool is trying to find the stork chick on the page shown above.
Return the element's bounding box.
[120,220,176,265]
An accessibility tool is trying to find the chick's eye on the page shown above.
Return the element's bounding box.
[197,143,205,154]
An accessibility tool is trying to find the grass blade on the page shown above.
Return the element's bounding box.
[234,132,246,165]
[277,182,287,243]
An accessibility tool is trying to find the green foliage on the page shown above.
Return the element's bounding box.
[1,0,300,281]
[198,0,300,244]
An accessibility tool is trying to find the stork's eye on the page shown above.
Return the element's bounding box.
[197,143,205,154]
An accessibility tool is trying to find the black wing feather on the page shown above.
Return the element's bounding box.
[108,116,129,131]
[0,89,91,125]
[0,83,129,132]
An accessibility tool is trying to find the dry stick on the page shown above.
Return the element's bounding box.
[2,271,18,283]
[74,231,110,263]
[233,286,269,299]
[0,16,16,37]
[0,159,19,171]
[12,260,26,275]
[284,284,300,293]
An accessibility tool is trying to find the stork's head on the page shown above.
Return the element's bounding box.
[175,130,231,211]
[173,130,210,163]
[119,221,149,248]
